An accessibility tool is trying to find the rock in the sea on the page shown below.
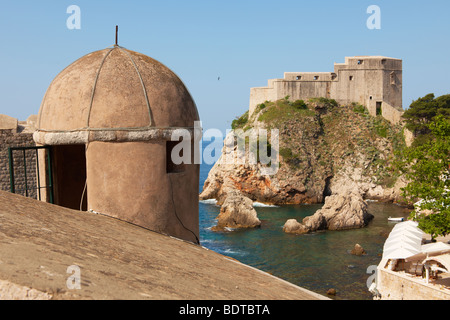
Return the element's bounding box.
[283,192,374,234]
[317,192,373,231]
[326,288,337,296]
[282,219,310,235]
[351,244,366,256]
[212,192,261,231]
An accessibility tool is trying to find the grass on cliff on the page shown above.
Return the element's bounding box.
[231,111,249,130]
[256,98,315,126]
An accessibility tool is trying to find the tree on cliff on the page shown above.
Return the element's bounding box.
[398,113,450,240]
[402,93,450,145]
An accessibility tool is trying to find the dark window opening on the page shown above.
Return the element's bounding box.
[349,76,354,81]
[296,75,302,80]
[357,60,363,65]
[166,141,186,174]
[314,76,319,80]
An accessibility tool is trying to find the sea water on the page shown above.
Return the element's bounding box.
[198,163,411,300]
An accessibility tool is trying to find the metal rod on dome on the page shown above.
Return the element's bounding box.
[115,25,118,46]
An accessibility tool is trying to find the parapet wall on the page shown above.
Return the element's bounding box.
[377,268,450,300]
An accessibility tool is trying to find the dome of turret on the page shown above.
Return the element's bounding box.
[37,46,199,132]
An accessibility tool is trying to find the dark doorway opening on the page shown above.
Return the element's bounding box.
[52,145,87,211]
[376,102,382,116]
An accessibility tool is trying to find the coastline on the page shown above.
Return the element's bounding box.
[199,163,412,300]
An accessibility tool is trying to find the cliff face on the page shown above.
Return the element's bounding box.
[200,98,408,205]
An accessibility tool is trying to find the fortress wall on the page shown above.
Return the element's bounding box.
[381,101,404,125]
[383,69,403,109]
[249,79,282,115]
[275,80,329,101]
[332,69,385,107]
[250,77,331,116]
[249,86,275,115]
[248,57,404,125]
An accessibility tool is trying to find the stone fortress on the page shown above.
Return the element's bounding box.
[249,56,404,124]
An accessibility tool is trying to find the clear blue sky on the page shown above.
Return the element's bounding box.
[0,0,449,132]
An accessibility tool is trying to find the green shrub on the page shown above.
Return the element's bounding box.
[231,111,249,130]
[290,100,307,110]
[308,97,338,110]
[352,103,367,114]
[372,117,389,138]
[279,147,294,159]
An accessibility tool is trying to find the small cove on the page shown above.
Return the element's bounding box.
[199,163,411,300]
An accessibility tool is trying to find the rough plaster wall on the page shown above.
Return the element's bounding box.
[86,141,200,243]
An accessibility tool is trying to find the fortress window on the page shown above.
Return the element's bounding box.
[357,60,364,65]
[390,72,396,85]
[314,76,319,80]
[331,73,337,80]
[349,76,354,81]
[296,75,302,80]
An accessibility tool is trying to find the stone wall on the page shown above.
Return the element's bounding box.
[377,268,450,300]
[0,116,38,199]
[380,101,404,126]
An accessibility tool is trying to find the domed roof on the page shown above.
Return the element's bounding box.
[37,46,199,133]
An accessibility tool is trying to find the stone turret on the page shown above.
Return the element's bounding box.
[34,45,201,243]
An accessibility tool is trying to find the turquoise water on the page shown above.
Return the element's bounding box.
[198,163,412,300]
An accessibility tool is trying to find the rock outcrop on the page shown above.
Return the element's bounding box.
[200,99,412,235]
[283,219,311,235]
[283,192,373,234]
[200,99,408,207]
[212,191,261,231]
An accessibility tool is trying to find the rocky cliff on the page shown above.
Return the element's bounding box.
[200,98,408,207]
